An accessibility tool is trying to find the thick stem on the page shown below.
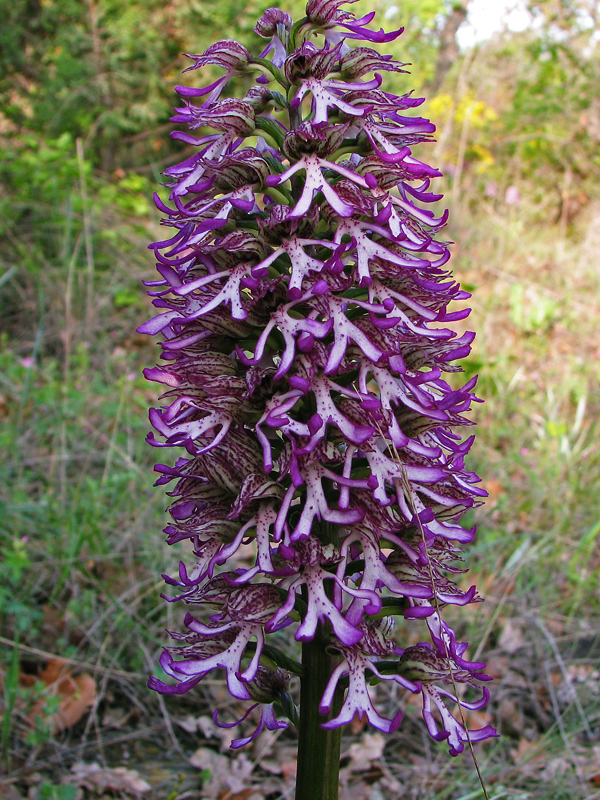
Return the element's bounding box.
[295,627,342,800]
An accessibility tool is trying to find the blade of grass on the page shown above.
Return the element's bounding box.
[1,631,21,770]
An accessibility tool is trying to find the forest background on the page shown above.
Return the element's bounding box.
[1,1,600,798]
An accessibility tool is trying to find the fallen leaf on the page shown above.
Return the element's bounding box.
[189,746,230,772]
[510,737,545,767]
[548,668,562,686]
[350,715,367,736]
[498,619,526,654]
[175,715,202,734]
[101,707,132,729]
[256,758,280,776]
[281,761,297,782]
[481,479,503,506]
[341,780,371,800]
[70,763,151,796]
[30,659,96,733]
[484,655,509,679]
[39,605,83,650]
[464,709,495,730]
[497,697,524,736]
[190,750,261,799]
[0,784,25,800]
[348,733,386,773]
[546,616,565,636]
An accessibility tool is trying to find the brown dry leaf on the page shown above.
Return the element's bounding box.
[101,707,132,730]
[498,619,526,654]
[70,762,151,796]
[349,715,367,735]
[347,732,386,773]
[191,750,259,799]
[175,715,202,734]
[30,658,96,733]
[581,744,600,782]
[463,709,494,730]
[341,781,372,800]
[484,655,509,680]
[481,479,503,506]
[39,605,83,650]
[189,746,230,773]
[566,663,596,683]
[176,713,225,744]
[18,672,38,689]
[548,668,563,686]
[546,616,566,636]
[0,784,25,800]
[510,737,545,767]
[497,697,524,736]
[281,761,297,782]
[256,759,281,775]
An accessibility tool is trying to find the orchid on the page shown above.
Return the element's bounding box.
[141,2,496,795]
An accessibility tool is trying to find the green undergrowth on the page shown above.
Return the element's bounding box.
[0,337,172,657]
[452,203,600,619]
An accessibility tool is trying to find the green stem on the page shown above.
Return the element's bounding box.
[295,626,343,800]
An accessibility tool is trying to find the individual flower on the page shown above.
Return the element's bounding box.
[141,1,497,756]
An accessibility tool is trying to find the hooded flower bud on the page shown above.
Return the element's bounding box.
[243,85,274,113]
[281,120,346,158]
[206,149,271,192]
[398,645,474,684]
[254,8,293,38]
[339,46,408,78]
[246,665,290,703]
[258,203,319,244]
[182,98,256,136]
[284,42,342,83]
[306,0,359,25]
[184,40,250,73]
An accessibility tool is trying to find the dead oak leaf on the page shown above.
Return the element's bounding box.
[30,658,96,733]
[70,762,151,797]
[347,733,386,773]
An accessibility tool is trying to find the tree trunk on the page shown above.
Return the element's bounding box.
[428,2,470,95]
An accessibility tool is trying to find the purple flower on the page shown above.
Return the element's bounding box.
[141,1,496,755]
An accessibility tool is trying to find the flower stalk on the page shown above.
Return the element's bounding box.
[297,624,343,800]
[140,1,497,796]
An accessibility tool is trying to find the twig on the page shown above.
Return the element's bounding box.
[0,636,146,680]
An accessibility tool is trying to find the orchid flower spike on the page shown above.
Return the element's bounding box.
[140,0,497,757]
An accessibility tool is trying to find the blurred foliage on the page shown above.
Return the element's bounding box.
[440,0,600,219]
